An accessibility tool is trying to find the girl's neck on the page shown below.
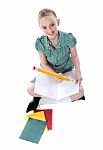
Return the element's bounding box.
[49,31,59,47]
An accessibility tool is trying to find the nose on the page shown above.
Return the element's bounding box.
[47,27,53,34]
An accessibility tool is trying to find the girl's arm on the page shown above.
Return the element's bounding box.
[70,47,83,84]
[38,52,63,82]
[38,51,56,73]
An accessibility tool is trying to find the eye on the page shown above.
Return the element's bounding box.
[43,27,47,29]
[41,27,47,29]
[51,24,55,27]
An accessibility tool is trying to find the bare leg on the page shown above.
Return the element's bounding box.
[26,82,42,113]
[70,84,84,101]
[27,82,41,97]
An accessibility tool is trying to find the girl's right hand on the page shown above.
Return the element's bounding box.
[55,73,63,83]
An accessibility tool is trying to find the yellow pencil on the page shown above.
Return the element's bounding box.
[33,66,73,81]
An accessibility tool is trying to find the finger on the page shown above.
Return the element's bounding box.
[76,78,81,85]
[80,77,83,81]
[55,78,62,83]
[75,78,78,83]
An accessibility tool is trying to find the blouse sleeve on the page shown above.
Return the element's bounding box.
[35,37,45,52]
[68,33,77,48]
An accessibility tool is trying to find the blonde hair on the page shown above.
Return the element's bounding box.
[38,8,57,20]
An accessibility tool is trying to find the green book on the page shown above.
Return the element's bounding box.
[19,118,47,144]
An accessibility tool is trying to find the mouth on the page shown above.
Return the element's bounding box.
[48,33,54,36]
[48,32,55,36]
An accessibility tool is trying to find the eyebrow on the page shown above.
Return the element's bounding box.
[41,26,46,28]
[40,22,55,28]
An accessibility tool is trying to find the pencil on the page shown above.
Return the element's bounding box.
[33,66,73,81]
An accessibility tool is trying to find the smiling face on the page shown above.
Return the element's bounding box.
[39,15,60,40]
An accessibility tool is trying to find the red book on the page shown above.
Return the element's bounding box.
[35,109,53,130]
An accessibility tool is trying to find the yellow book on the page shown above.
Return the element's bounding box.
[25,111,48,131]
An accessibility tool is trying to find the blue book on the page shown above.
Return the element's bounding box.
[19,118,47,144]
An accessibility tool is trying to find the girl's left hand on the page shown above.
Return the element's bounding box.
[75,70,83,85]
[55,73,63,83]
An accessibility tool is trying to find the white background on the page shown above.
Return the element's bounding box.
[0,0,103,149]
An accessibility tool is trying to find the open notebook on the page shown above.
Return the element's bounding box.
[34,71,79,100]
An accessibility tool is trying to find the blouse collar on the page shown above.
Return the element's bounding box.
[45,30,62,48]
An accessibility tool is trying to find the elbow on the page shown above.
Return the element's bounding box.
[42,62,49,68]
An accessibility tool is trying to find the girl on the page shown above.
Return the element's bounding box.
[26,8,85,113]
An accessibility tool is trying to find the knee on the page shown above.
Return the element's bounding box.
[79,85,84,96]
[27,86,31,95]
[27,82,35,95]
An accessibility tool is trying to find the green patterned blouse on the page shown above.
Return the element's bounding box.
[31,31,77,83]
[35,31,76,73]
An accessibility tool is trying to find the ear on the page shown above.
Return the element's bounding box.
[57,19,60,26]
